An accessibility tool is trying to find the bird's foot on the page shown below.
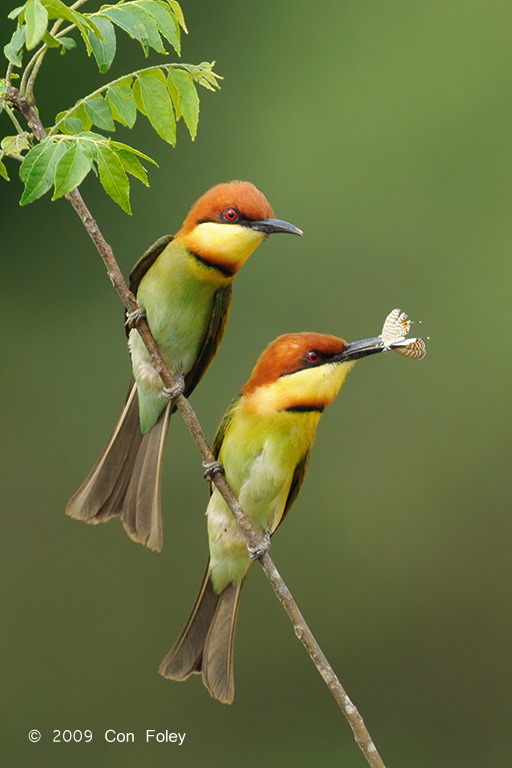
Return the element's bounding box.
[248,530,271,560]
[125,306,146,328]
[162,371,185,401]
[202,460,225,481]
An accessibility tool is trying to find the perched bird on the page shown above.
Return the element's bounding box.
[160,323,426,703]
[66,181,302,552]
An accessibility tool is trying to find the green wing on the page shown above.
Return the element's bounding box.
[125,234,174,336]
[211,392,242,460]
[208,392,242,497]
[129,234,174,295]
[184,284,233,398]
[275,450,312,533]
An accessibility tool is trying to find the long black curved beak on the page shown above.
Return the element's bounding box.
[333,337,385,363]
[249,218,303,236]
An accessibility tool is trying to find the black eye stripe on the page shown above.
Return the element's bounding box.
[196,211,253,226]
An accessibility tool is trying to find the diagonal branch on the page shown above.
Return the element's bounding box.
[9,88,387,768]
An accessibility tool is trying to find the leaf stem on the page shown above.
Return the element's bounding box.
[2,102,25,134]
[48,63,216,135]
[6,62,14,88]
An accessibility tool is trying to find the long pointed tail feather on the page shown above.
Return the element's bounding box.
[120,402,171,551]
[65,381,170,552]
[159,566,243,705]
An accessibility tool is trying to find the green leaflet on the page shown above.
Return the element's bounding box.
[0,160,9,181]
[96,144,131,214]
[4,25,26,67]
[188,61,222,91]
[165,73,181,120]
[73,105,93,132]
[42,31,61,48]
[136,69,175,145]
[89,17,116,73]
[167,1,187,32]
[132,77,147,116]
[8,5,28,21]
[130,6,165,54]
[52,141,94,199]
[59,37,76,50]
[54,105,91,133]
[99,5,163,56]
[1,132,31,156]
[109,140,157,165]
[20,139,66,205]
[19,141,47,182]
[168,69,199,140]
[107,85,137,128]
[25,0,48,50]
[139,0,180,54]
[84,96,115,132]
[116,148,149,186]
[42,0,103,55]
[62,117,84,134]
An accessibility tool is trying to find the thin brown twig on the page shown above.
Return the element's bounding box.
[8,87,387,768]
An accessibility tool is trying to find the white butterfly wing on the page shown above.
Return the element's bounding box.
[381,308,411,346]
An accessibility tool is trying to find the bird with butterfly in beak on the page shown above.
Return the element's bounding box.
[160,313,426,704]
[66,181,303,552]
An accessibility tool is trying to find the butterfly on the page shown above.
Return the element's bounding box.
[380,308,426,360]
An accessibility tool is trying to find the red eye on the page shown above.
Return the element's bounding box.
[223,207,239,222]
[306,350,319,363]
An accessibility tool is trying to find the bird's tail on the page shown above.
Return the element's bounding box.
[159,565,243,705]
[65,381,170,552]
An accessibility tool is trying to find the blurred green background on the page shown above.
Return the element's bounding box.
[2,1,512,766]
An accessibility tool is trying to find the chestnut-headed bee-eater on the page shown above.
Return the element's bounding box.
[160,325,425,704]
[66,182,302,552]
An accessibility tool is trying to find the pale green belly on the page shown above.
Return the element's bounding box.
[207,409,318,593]
[130,252,220,433]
